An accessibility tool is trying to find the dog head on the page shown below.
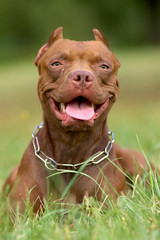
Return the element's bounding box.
[35,27,120,131]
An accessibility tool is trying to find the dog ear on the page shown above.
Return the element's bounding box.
[48,27,63,45]
[34,27,63,67]
[93,29,109,47]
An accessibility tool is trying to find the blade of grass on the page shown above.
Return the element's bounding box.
[136,135,160,199]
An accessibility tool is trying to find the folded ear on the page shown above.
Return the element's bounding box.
[34,27,63,67]
[93,29,109,48]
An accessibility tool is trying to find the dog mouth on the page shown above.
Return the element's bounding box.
[47,95,110,126]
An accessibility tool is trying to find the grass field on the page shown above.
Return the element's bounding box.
[0,47,160,239]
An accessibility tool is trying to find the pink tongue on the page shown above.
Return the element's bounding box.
[66,99,94,120]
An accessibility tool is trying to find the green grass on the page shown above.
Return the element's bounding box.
[0,47,160,239]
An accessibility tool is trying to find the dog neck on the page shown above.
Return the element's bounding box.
[38,116,110,165]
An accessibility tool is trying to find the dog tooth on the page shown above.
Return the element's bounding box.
[61,103,66,112]
[91,103,95,110]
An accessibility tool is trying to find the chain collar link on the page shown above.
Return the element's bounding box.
[32,122,114,171]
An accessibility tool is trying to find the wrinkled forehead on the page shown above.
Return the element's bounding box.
[42,39,115,63]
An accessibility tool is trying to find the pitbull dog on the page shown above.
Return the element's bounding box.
[3,28,147,212]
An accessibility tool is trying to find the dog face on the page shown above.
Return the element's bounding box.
[35,27,120,130]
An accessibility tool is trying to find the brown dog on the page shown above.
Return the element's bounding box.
[3,27,147,212]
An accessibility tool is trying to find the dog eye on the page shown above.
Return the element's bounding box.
[100,64,110,70]
[52,62,61,67]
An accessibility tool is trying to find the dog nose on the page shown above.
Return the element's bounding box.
[72,70,93,89]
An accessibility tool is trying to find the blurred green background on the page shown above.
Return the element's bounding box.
[0,0,160,61]
[0,0,160,183]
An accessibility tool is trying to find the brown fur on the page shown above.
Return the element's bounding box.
[3,28,147,212]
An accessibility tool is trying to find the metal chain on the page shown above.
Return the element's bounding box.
[32,122,114,171]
